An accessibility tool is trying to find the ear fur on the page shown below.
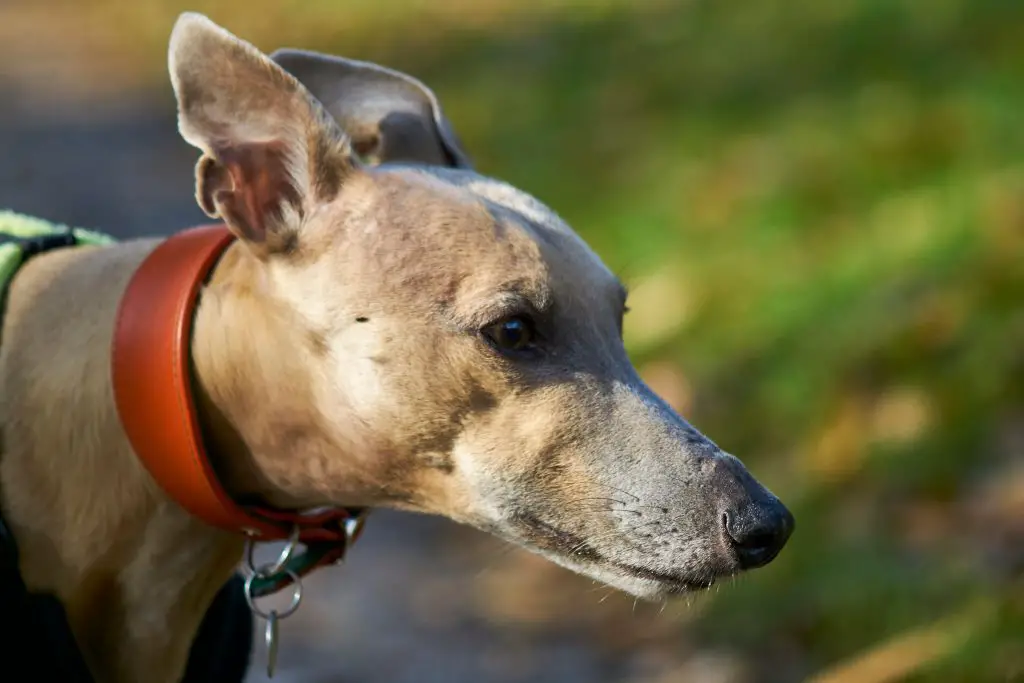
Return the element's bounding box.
[168,12,354,255]
[271,48,472,169]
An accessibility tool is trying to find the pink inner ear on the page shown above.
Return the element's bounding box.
[216,141,302,245]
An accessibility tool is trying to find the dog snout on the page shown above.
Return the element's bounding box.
[722,495,794,570]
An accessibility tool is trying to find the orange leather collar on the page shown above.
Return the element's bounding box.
[111,224,356,544]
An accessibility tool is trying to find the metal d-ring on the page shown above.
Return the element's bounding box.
[343,514,366,546]
[246,524,301,578]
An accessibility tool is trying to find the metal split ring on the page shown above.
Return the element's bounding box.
[243,568,303,621]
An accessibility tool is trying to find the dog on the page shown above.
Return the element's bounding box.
[0,12,794,683]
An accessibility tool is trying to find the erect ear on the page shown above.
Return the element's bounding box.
[270,48,472,170]
[168,13,353,256]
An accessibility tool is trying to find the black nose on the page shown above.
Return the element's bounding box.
[724,498,794,570]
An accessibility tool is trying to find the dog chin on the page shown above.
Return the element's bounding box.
[478,518,721,600]
[528,546,718,601]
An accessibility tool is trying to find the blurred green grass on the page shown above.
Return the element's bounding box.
[4,0,1022,680]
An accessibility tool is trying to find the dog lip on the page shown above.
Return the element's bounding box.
[506,512,717,593]
[507,511,603,562]
[612,562,716,593]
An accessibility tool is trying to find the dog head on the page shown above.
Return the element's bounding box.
[170,12,793,599]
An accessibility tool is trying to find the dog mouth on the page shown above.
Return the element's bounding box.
[613,563,716,593]
[504,512,718,594]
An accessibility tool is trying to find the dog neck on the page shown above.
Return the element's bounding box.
[95,239,341,682]
[4,234,369,682]
[189,238,394,513]
[190,241,282,506]
[191,240,340,509]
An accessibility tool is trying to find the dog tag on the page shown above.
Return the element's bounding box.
[265,610,280,678]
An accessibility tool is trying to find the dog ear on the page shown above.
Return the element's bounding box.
[168,13,353,256]
[270,49,472,170]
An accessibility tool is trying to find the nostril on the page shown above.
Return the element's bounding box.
[734,526,778,551]
[723,502,794,570]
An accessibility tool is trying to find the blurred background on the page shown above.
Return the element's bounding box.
[1,0,1021,681]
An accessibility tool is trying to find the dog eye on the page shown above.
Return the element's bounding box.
[482,315,535,352]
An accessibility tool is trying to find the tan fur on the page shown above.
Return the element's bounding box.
[0,13,792,683]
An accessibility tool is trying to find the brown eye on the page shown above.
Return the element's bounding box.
[483,316,535,352]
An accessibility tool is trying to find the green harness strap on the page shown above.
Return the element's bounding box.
[0,210,117,287]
